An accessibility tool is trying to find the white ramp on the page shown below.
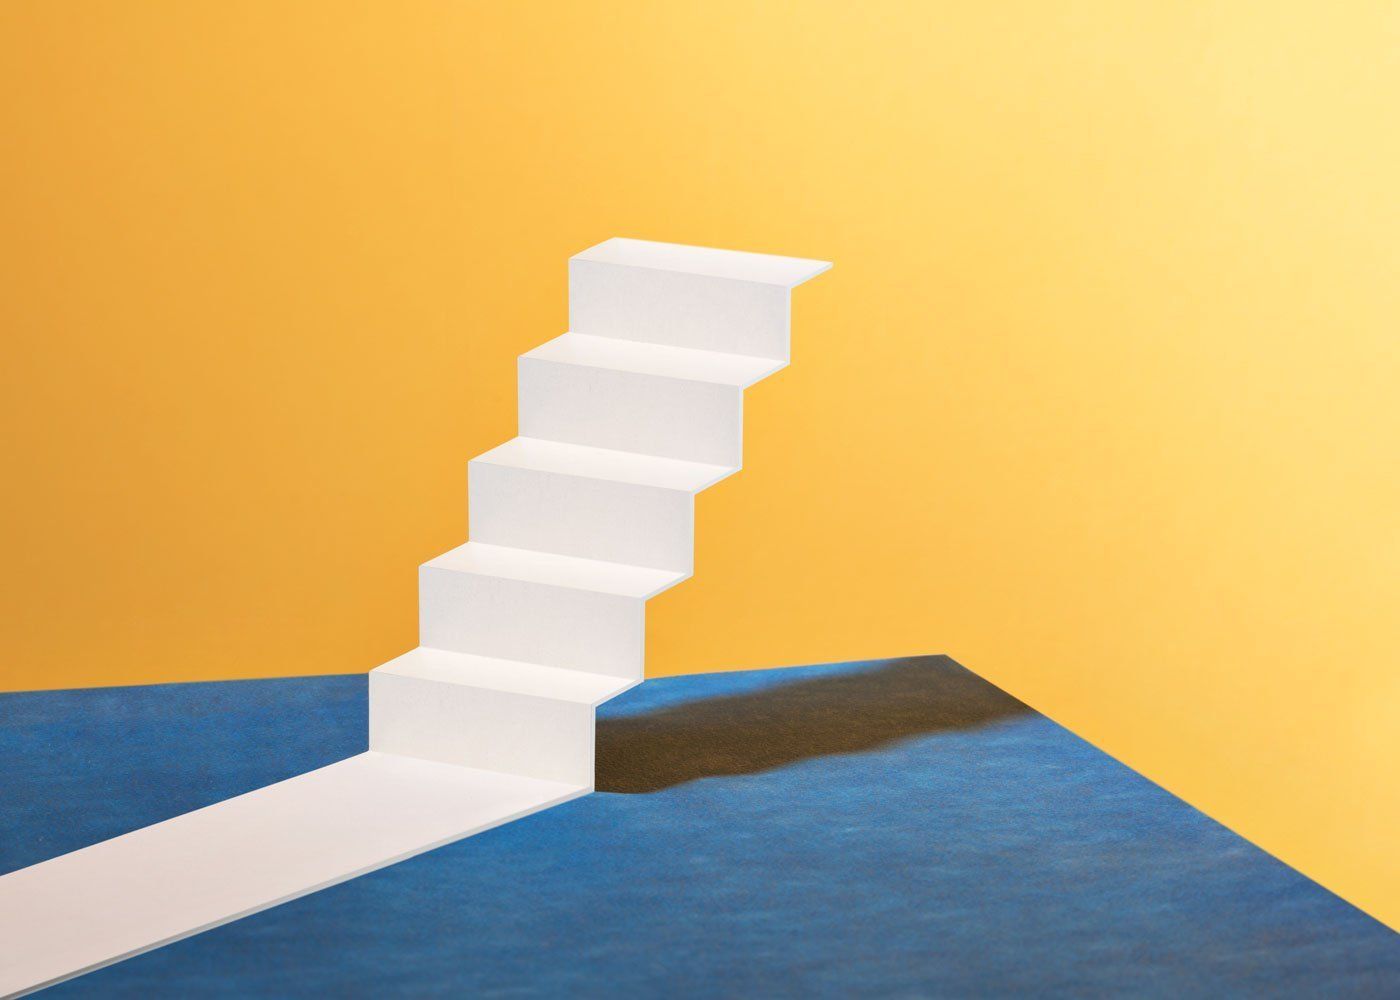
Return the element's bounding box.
[0,754,582,997]
[0,238,830,997]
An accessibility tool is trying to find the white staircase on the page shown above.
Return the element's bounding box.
[0,238,830,997]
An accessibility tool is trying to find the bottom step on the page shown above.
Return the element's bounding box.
[370,647,637,785]
[0,752,584,997]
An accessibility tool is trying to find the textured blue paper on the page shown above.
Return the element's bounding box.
[2,658,1395,997]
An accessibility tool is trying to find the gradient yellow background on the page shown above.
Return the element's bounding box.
[2,2,1396,926]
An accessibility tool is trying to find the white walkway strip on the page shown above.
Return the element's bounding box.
[0,753,583,997]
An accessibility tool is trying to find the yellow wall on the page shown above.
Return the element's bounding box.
[2,2,1395,926]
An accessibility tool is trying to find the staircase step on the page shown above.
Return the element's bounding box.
[473,436,734,491]
[524,332,784,388]
[576,236,834,287]
[469,438,727,572]
[369,648,632,784]
[520,339,747,467]
[372,646,635,705]
[419,542,681,677]
[569,237,830,361]
[425,541,684,599]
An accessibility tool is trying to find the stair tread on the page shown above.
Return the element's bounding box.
[473,437,734,492]
[575,237,831,288]
[524,332,784,388]
[374,647,636,705]
[424,541,686,599]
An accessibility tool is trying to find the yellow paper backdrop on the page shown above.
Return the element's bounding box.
[2,2,1395,926]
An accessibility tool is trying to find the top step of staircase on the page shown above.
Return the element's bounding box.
[574,238,832,288]
[569,237,832,362]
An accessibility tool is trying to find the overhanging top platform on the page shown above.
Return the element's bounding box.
[573,238,831,288]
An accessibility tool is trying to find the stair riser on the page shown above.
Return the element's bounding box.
[369,672,595,787]
[569,258,791,361]
[419,566,644,678]
[468,461,695,573]
[519,357,743,466]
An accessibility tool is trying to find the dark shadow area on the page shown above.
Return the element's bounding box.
[596,655,1032,793]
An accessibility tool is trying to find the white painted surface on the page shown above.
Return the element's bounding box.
[419,545,654,678]
[0,753,583,998]
[569,258,792,361]
[370,669,601,785]
[424,539,684,600]
[474,437,734,491]
[570,238,831,361]
[575,237,832,287]
[373,646,634,704]
[470,451,697,572]
[520,351,745,466]
[526,332,785,388]
[0,238,830,997]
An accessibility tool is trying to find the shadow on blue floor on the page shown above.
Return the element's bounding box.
[2,657,1396,997]
[597,657,1030,793]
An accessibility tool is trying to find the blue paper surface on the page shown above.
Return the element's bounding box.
[2,657,1395,997]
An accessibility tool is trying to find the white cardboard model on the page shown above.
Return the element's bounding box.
[0,238,831,997]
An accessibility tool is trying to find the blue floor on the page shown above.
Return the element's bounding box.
[2,657,1395,997]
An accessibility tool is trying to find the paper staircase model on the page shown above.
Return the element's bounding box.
[0,238,831,997]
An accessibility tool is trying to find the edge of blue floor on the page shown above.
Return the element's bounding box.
[2,657,1396,998]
